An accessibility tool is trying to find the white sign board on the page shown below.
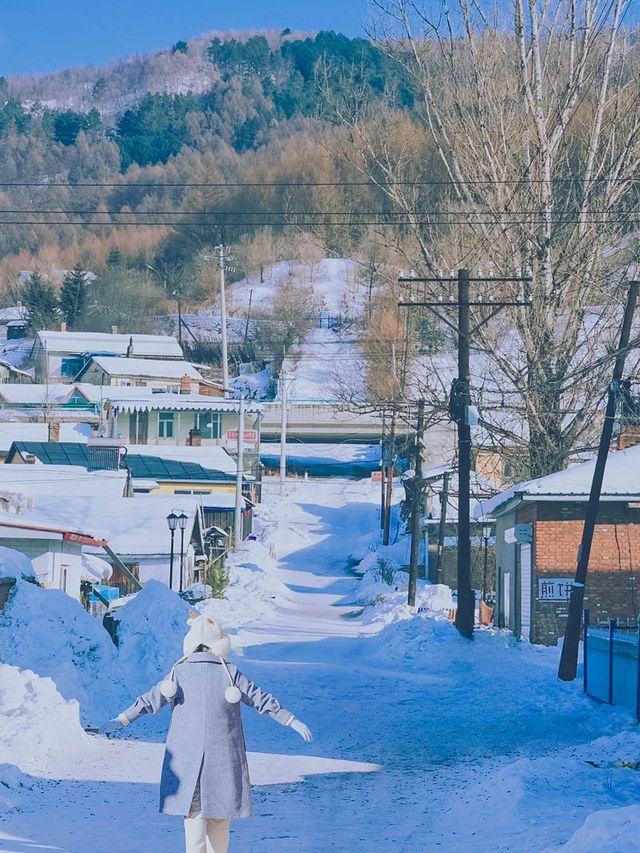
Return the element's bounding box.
[537,578,573,602]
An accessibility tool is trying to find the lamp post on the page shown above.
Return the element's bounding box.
[482,524,492,602]
[166,511,178,590]
[177,511,188,593]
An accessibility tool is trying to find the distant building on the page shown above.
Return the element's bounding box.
[484,443,640,645]
[32,330,184,382]
[77,355,224,396]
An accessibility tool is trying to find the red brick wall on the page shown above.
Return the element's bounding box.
[536,519,640,572]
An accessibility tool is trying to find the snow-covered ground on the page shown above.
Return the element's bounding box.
[1,479,639,852]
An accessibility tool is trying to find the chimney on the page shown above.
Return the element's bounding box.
[619,424,640,451]
[180,374,192,395]
[111,325,118,335]
[60,321,67,333]
[126,336,134,358]
[24,453,36,464]
[48,420,60,443]
[188,428,201,447]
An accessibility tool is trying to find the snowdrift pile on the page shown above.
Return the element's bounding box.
[0,572,128,726]
[114,580,192,693]
[0,664,88,767]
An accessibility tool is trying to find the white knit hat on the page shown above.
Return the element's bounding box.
[159,611,241,703]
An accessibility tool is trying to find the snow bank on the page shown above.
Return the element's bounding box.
[0,545,35,580]
[0,574,128,725]
[114,580,191,693]
[0,764,34,813]
[0,664,87,768]
[550,805,640,851]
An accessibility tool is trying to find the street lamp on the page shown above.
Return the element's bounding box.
[177,511,189,593]
[482,524,492,602]
[166,512,178,590]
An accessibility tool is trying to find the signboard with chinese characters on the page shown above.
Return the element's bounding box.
[371,470,383,484]
[225,429,259,448]
[537,578,573,602]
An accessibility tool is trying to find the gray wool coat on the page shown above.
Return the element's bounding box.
[120,652,293,819]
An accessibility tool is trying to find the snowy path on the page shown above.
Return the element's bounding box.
[2,479,640,852]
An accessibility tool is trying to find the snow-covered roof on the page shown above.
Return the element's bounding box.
[108,394,262,414]
[35,331,183,359]
[0,306,27,324]
[127,444,237,476]
[85,356,202,381]
[29,494,202,558]
[478,444,640,518]
[0,383,96,406]
[0,422,92,452]
[80,552,113,582]
[0,465,127,498]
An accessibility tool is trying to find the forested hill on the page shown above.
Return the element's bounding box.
[0,29,414,278]
[1,30,410,169]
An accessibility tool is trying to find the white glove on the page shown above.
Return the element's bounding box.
[290,718,313,743]
[101,717,124,735]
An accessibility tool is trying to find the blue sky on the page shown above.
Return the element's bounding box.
[0,0,371,76]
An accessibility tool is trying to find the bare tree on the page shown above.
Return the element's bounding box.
[331,0,640,476]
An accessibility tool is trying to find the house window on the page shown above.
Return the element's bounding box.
[61,357,85,378]
[194,411,222,439]
[158,411,174,439]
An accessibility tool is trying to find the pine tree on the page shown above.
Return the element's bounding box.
[59,264,88,328]
[22,272,59,332]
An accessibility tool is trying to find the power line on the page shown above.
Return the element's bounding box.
[0,177,638,188]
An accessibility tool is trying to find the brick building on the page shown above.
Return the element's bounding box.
[483,443,640,645]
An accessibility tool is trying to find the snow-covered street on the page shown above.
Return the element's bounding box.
[2,479,640,852]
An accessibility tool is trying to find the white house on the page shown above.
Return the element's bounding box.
[32,330,184,382]
[77,356,207,394]
[0,508,107,601]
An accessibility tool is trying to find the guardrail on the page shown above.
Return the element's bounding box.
[583,609,640,722]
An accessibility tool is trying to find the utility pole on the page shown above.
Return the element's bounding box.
[234,396,245,548]
[279,369,288,495]
[558,280,639,681]
[380,413,386,531]
[455,268,474,637]
[399,268,530,638]
[217,244,230,397]
[436,469,450,585]
[408,399,425,606]
[383,410,397,545]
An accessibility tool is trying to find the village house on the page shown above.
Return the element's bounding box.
[32,329,184,382]
[0,305,28,341]
[483,443,640,645]
[76,355,223,396]
[0,499,107,601]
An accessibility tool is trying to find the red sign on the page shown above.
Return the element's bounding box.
[371,470,383,483]
[225,429,259,445]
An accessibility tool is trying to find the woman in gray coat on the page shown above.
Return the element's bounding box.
[102,613,313,853]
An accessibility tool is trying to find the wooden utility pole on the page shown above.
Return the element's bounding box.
[383,410,397,545]
[436,470,450,585]
[455,269,474,636]
[398,268,531,638]
[217,244,230,396]
[558,280,639,681]
[408,399,426,606]
[234,396,245,548]
[380,413,386,531]
[279,369,288,496]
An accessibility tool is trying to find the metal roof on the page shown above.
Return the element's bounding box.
[6,442,235,482]
[35,331,183,359]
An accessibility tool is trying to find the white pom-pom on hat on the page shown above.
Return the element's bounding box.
[160,678,178,699]
[225,685,242,703]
